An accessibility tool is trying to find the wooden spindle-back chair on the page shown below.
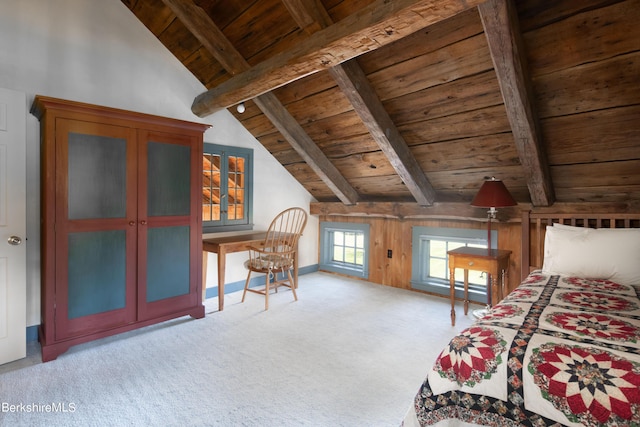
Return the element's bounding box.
[242,207,308,310]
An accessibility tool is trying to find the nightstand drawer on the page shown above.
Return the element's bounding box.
[451,255,495,272]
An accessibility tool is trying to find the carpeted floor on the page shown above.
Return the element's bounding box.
[0,272,475,426]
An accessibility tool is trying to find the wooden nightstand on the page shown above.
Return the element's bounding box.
[447,247,511,326]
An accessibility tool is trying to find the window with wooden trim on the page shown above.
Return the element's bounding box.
[319,222,369,278]
[202,143,253,232]
[411,226,495,303]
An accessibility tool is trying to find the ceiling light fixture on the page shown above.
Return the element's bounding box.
[236,102,245,114]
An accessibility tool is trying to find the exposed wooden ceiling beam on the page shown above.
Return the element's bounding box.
[310,201,639,220]
[479,0,555,206]
[191,0,486,117]
[162,0,359,204]
[252,93,359,204]
[283,0,436,206]
[330,63,436,205]
[310,201,525,221]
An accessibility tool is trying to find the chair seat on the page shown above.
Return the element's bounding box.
[244,254,292,271]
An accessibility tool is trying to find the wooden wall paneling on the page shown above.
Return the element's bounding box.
[426,165,527,191]
[194,0,250,29]
[126,0,175,35]
[333,151,398,179]
[400,104,512,145]
[316,134,380,158]
[286,86,354,123]
[516,0,624,32]
[541,105,640,165]
[240,113,279,138]
[284,162,326,183]
[348,176,413,198]
[257,134,303,161]
[384,70,504,124]
[183,47,225,89]
[412,133,520,172]
[522,0,640,76]
[302,111,370,144]
[368,34,494,101]
[553,187,640,205]
[368,217,388,285]
[158,18,202,62]
[551,160,640,189]
[324,0,377,22]
[266,147,305,166]
[534,52,640,119]
[273,70,338,104]
[222,1,302,64]
[317,214,524,305]
[357,7,484,75]
[497,221,521,296]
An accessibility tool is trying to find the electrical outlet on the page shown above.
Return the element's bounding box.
[387,249,392,258]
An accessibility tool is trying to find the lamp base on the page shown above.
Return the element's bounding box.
[473,305,491,319]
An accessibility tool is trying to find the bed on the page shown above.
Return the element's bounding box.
[402,211,640,426]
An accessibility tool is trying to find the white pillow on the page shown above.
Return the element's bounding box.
[542,225,640,285]
[552,223,584,230]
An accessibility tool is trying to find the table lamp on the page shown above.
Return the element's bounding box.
[470,177,516,317]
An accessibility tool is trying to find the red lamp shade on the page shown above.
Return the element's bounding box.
[471,178,517,209]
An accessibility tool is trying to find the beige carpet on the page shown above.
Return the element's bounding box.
[0,272,475,426]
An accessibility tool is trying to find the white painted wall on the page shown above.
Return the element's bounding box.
[0,0,318,327]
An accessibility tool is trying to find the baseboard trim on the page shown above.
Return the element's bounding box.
[25,265,320,343]
[26,325,39,342]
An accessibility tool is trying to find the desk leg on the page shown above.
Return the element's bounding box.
[463,269,469,315]
[449,267,456,326]
[218,249,226,312]
[202,252,208,302]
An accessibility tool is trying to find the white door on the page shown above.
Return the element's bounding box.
[0,88,26,365]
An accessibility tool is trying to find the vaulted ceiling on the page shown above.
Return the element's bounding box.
[122,0,640,216]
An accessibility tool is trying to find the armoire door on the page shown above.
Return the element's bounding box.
[136,130,201,320]
[54,119,138,340]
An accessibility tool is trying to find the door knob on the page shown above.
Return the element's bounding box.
[7,236,22,246]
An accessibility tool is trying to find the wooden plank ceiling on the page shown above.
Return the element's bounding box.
[122,0,640,216]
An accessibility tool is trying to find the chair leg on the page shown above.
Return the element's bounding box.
[264,273,270,310]
[241,271,252,303]
[287,269,298,301]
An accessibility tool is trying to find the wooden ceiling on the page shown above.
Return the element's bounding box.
[122,0,640,216]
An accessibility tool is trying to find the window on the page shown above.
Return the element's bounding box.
[411,227,496,303]
[319,222,369,278]
[202,143,253,233]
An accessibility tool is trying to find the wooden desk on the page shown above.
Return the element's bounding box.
[202,232,301,311]
[447,247,511,326]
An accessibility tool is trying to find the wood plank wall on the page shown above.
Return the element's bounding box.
[318,215,522,305]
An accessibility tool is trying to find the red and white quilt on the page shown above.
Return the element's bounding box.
[403,273,640,426]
